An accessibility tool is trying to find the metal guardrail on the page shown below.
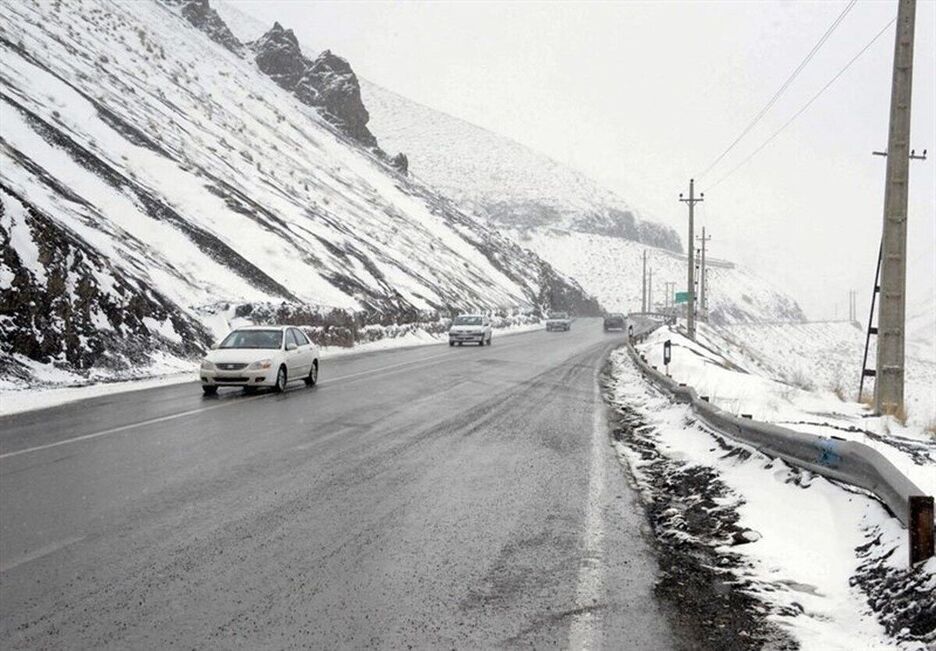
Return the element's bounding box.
[624,317,934,566]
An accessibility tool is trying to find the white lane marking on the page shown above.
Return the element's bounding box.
[0,535,86,573]
[0,339,533,462]
[0,394,268,461]
[568,371,608,650]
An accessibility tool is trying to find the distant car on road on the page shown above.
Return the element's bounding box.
[603,313,626,331]
[545,311,572,332]
[200,326,319,395]
[449,314,492,346]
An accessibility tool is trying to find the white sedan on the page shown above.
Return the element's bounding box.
[200,326,319,395]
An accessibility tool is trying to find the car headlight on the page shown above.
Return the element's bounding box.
[248,359,273,370]
[200,359,215,370]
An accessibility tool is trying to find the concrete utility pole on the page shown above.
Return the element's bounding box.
[679,179,703,339]
[875,0,917,415]
[696,228,711,322]
[641,250,648,313]
[648,267,653,313]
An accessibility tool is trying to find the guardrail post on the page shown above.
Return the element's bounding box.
[910,495,935,565]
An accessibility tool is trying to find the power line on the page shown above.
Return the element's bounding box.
[697,0,857,180]
[709,15,897,191]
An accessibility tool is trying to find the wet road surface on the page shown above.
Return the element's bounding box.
[1,319,679,648]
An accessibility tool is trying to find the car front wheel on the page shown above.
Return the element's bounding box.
[305,360,318,387]
[202,385,218,396]
[274,365,287,393]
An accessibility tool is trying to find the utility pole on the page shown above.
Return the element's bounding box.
[641,250,648,313]
[679,179,703,339]
[648,267,653,313]
[696,228,711,322]
[875,0,917,416]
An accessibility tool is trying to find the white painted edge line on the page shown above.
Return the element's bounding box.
[0,535,86,574]
[568,364,608,649]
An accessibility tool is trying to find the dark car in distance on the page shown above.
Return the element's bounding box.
[603,313,625,331]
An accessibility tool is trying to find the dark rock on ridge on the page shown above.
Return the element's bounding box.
[164,0,243,54]
[253,24,377,148]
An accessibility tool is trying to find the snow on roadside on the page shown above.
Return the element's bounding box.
[606,348,932,650]
[635,323,936,498]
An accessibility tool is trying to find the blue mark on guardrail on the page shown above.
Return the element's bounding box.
[817,439,842,468]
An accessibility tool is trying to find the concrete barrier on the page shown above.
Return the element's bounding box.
[623,317,934,566]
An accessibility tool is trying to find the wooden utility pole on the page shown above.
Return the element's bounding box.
[697,228,711,321]
[679,179,703,339]
[875,0,917,415]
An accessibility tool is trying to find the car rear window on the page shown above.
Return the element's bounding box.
[454,316,482,326]
[219,330,283,350]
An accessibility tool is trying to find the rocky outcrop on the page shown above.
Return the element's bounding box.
[390,152,409,175]
[253,25,377,148]
[253,21,306,89]
[163,0,243,54]
[301,50,375,147]
[1,186,210,376]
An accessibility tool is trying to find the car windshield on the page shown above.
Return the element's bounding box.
[548,312,568,319]
[453,316,482,326]
[219,329,283,350]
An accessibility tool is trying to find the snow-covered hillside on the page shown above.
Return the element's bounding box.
[0,0,597,387]
[214,0,811,328]
[719,321,936,425]
[517,229,805,324]
[361,81,681,251]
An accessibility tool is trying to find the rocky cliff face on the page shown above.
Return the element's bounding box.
[253,21,306,89]
[252,23,377,148]
[301,50,374,147]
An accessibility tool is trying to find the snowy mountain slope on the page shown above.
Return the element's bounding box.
[516,229,805,324]
[719,321,936,425]
[213,1,681,253]
[213,0,810,327]
[0,0,596,386]
[362,81,682,251]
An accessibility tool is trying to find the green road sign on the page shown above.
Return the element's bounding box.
[674,291,691,304]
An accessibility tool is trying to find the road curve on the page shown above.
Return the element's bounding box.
[0,319,679,649]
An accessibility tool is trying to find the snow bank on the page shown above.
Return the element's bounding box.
[635,323,936,498]
[607,348,933,649]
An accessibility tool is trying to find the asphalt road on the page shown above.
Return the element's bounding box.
[0,319,679,649]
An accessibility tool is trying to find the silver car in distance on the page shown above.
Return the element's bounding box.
[200,326,319,395]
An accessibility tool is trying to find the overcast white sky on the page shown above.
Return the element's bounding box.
[231,0,934,320]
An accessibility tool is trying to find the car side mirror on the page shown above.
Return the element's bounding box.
[286,342,298,351]
[210,342,219,350]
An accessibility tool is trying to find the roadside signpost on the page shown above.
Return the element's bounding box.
[674,291,690,304]
[663,339,672,376]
